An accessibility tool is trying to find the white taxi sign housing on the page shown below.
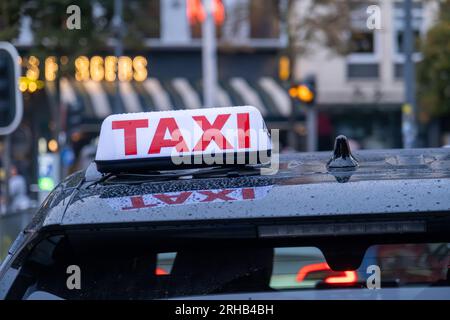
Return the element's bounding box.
[95,106,271,172]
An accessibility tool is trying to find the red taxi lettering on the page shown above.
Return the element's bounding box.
[149,118,189,154]
[237,113,251,149]
[199,190,235,202]
[193,114,233,151]
[111,113,253,157]
[242,188,255,200]
[154,192,192,205]
[112,119,149,156]
[123,196,155,210]
[117,187,269,211]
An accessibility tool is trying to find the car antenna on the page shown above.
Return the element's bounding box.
[327,135,359,169]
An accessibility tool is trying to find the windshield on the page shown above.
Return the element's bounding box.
[7,235,450,300]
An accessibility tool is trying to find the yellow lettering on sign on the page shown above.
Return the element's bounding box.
[45,56,58,81]
[118,56,133,82]
[105,56,118,82]
[90,56,104,82]
[133,56,148,82]
[75,56,90,81]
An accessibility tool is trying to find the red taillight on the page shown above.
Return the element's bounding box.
[296,262,358,285]
[296,262,329,283]
[155,267,168,276]
[324,271,358,284]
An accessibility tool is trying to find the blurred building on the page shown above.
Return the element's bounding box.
[295,0,440,149]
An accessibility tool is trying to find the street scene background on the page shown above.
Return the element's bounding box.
[1,0,450,261]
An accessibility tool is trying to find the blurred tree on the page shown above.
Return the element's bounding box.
[249,0,280,38]
[223,0,358,76]
[0,1,27,41]
[22,0,113,72]
[123,0,161,48]
[284,0,354,56]
[418,0,450,117]
[282,0,362,81]
[6,0,161,67]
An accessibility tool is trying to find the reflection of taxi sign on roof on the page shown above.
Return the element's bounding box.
[95,106,272,172]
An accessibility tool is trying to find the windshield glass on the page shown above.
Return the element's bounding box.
[8,235,450,300]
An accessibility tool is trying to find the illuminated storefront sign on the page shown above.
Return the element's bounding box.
[74,55,148,82]
[18,55,149,93]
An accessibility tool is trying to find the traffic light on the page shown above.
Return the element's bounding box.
[187,0,225,26]
[289,76,317,106]
[279,56,291,82]
[0,42,23,135]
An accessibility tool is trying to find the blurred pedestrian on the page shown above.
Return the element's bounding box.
[8,164,31,212]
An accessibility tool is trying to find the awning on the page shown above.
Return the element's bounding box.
[46,77,292,128]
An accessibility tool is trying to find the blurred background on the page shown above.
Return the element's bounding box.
[0,0,449,219]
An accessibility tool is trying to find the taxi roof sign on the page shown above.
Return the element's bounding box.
[95,106,272,173]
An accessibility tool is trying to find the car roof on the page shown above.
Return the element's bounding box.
[30,148,450,229]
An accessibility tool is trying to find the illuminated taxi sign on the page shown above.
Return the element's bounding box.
[95,106,271,172]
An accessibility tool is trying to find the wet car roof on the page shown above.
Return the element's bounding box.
[30,148,450,229]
